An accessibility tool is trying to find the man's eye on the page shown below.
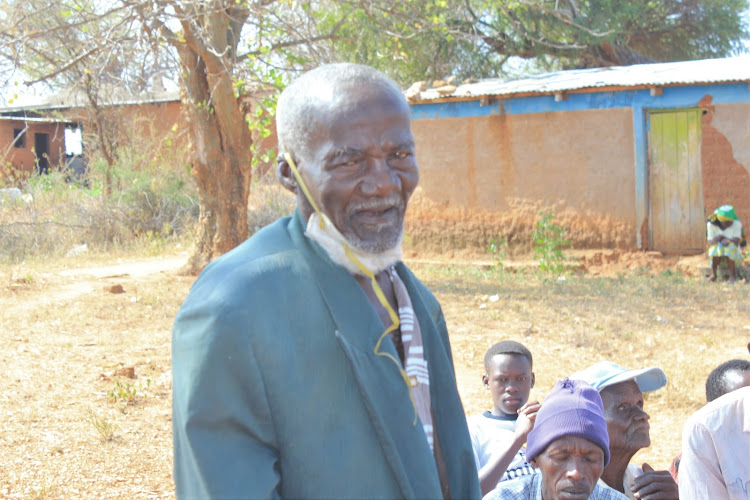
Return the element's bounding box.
[392,151,411,160]
[335,159,359,168]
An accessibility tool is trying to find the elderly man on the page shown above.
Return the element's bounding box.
[679,385,750,500]
[571,361,678,500]
[171,63,480,499]
[485,378,628,500]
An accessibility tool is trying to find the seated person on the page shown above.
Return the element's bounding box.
[706,204,744,282]
[670,358,750,482]
[467,341,541,495]
[485,378,628,500]
[570,361,678,500]
[679,386,750,500]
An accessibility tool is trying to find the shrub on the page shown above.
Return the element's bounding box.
[0,151,198,263]
[532,211,571,275]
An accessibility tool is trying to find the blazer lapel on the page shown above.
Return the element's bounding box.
[287,213,442,499]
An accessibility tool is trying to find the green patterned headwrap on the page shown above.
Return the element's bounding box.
[714,205,738,222]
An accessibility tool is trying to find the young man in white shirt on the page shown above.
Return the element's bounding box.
[467,341,541,496]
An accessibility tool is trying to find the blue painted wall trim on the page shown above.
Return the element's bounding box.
[409,83,750,119]
[410,82,750,250]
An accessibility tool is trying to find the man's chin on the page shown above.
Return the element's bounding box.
[344,229,403,255]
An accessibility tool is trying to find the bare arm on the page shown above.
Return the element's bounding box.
[478,401,540,496]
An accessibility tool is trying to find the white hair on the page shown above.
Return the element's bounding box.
[276,63,405,162]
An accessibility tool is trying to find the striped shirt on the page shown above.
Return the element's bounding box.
[485,473,629,500]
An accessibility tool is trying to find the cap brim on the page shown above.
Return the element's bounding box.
[599,366,667,393]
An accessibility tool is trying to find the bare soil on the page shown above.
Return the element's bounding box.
[1,249,748,499]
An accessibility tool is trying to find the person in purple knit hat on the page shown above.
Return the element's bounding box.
[485,379,628,500]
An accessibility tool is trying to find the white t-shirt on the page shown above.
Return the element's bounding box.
[467,412,536,489]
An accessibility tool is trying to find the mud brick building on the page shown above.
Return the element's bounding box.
[405,56,750,254]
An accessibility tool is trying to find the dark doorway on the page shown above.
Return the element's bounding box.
[34,133,50,174]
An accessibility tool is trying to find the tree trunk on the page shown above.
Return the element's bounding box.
[178,43,253,275]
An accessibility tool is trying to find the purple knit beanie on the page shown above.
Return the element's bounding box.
[526,378,610,466]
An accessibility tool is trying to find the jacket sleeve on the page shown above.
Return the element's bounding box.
[172,300,281,500]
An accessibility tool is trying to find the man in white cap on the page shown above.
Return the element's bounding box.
[571,361,678,500]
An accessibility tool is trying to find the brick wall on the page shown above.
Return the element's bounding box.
[700,97,750,225]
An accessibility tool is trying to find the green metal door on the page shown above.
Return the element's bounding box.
[647,109,704,252]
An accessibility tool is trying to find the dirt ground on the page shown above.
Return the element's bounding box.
[1,248,748,499]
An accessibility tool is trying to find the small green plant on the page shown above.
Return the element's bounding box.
[487,233,508,271]
[532,211,571,275]
[107,381,137,404]
[107,378,150,405]
[85,409,117,441]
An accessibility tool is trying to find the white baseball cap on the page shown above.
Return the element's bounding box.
[570,360,667,393]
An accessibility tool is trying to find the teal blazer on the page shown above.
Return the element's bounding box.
[172,210,480,499]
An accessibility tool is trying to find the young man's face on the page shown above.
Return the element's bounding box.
[483,353,534,416]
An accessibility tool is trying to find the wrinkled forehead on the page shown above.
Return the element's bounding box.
[311,83,408,122]
[299,86,411,155]
[600,379,642,402]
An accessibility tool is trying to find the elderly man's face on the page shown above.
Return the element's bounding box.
[295,87,418,253]
[600,380,650,453]
[531,436,605,500]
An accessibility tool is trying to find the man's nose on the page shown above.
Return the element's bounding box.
[505,381,520,392]
[565,463,584,481]
[360,157,399,196]
[634,407,650,421]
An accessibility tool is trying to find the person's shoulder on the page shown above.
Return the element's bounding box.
[484,474,535,500]
[686,385,750,429]
[177,216,318,320]
[592,482,630,500]
[207,216,297,270]
[191,217,304,290]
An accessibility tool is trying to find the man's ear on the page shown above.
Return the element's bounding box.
[531,372,536,389]
[276,155,298,194]
[482,373,490,389]
[529,457,539,468]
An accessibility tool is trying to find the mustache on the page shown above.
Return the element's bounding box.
[349,195,404,213]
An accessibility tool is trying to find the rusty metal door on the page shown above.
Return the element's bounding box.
[647,109,704,252]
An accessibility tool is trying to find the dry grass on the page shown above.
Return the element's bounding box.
[1,245,748,498]
[423,263,750,470]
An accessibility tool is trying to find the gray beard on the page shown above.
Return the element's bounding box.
[305,212,403,276]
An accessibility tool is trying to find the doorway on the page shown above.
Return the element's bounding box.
[34,132,50,174]
[647,109,705,252]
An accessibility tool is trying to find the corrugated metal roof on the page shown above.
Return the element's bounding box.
[0,115,77,123]
[0,86,179,113]
[414,55,750,101]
